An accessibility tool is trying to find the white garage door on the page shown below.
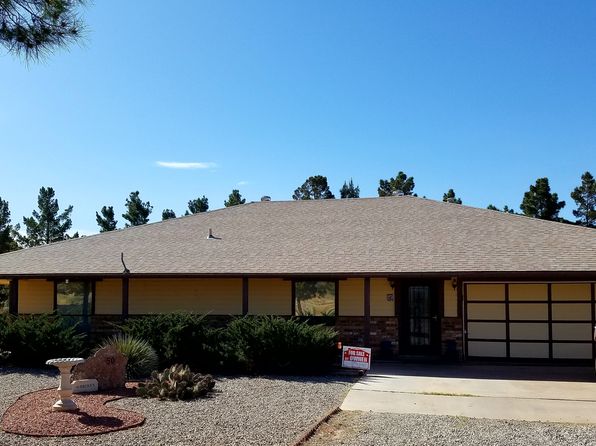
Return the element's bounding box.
[465,283,595,361]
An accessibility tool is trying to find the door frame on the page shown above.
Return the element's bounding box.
[398,279,442,356]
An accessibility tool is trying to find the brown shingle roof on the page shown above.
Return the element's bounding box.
[0,196,595,277]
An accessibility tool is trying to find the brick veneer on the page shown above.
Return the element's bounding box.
[441,317,464,360]
[335,316,399,358]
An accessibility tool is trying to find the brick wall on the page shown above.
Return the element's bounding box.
[441,317,464,360]
[335,316,398,359]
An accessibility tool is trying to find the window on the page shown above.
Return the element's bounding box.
[56,281,92,316]
[294,281,336,316]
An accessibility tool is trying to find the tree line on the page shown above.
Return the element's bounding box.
[0,171,594,253]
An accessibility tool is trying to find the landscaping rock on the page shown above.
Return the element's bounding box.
[72,346,127,390]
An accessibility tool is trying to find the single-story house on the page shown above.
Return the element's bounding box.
[0,196,595,362]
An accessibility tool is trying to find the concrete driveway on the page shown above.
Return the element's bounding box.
[341,363,596,423]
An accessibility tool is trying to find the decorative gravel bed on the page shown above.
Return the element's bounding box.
[305,410,596,446]
[0,368,352,446]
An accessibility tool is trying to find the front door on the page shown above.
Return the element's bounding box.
[400,282,440,355]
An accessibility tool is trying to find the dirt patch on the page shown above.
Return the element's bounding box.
[1,384,144,437]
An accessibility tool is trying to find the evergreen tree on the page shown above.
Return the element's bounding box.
[378,171,415,196]
[122,191,153,227]
[21,187,74,246]
[224,189,246,207]
[187,196,209,214]
[0,0,87,61]
[520,178,565,221]
[339,179,360,199]
[162,209,176,220]
[487,204,515,214]
[0,197,18,253]
[293,175,335,200]
[95,205,117,232]
[442,189,462,204]
[570,171,596,228]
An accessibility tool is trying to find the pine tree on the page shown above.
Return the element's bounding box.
[122,191,153,227]
[339,179,360,199]
[520,178,565,221]
[224,190,246,207]
[0,0,87,61]
[487,204,515,214]
[0,197,18,253]
[162,209,176,220]
[21,187,74,246]
[442,189,462,204]
[570,171,596,228]
[293,175,335,200]
[378,171,415,196]
[187,196,209,214]
[95,206,117,232]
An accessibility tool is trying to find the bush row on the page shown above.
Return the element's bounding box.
[121,314,338,374]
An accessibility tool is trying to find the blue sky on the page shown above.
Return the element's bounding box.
[1,1,595,234]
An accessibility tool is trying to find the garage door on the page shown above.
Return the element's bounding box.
[465,283,595,361]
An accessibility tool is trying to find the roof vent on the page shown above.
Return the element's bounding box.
[392,190,405,196]
[207,228,221,240]
[261,195,271,202]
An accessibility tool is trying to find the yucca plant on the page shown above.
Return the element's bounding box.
[97,334,159,379]
[136,364,215,401]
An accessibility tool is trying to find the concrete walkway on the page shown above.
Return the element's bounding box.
[341,363,596,423]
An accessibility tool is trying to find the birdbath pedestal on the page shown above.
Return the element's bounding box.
[45,358,85,412]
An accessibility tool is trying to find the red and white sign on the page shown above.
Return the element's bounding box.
[342,346,371,370]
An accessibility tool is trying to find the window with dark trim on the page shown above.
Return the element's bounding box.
[56,281,93,317]
[294,281,336,316]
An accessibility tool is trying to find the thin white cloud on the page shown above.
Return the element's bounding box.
[156,161,217,170]
[237,180,249,186]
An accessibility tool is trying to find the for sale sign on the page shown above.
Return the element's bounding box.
[341,346,371,370]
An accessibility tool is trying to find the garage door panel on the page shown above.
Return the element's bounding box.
[509,323,549,340]
[553,343,592,359]
[509,303,548,321]
[467,341,506,357]
[552,303,591,321]
[467,322,506,340]
[551,284,591,301]
[467,303,505,320]
[510,342,549,358]
[552,323,592,341]
[509,284,548,301]
[467,284,505,301]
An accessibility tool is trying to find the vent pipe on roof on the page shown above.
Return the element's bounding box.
[207,228,221,240]
[261,196,271,202]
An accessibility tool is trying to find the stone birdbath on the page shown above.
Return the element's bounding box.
[45,358,85,411]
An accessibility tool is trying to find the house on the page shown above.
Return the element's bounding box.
[0,196,595,362]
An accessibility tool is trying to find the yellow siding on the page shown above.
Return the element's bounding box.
[467,341,506,357]
[95,279,122,315]
[552,303,591,321]
[467,303,505,320]
[443,280,458,317]
[509,303,548,320]
[19,279,53,314]
[510,342,549,358]
[0,279,9,286]
[338,279,363,316]
[467,284,505,301]
[552,323,592,341]
[552,284,591,301]
[370,278,394,317]
[129,279,242,314]
[553,343,592,359]
[467,322,506,339]
[509,323,549,340]
[509,284,548,301]
[248,279,291,315]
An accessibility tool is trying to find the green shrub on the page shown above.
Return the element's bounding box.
[136,364,215,401]
[97,334,159,378]
[0,314,85,367]
[222,316,338,374]
[120,313,217,370]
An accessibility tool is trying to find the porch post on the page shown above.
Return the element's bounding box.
[242,277,249,315]
[364,277,371,346]
[8,278,18,315]
[122,277,129,318]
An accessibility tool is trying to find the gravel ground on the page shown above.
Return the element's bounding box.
[0,368,353,446]
[306,410,596,446]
